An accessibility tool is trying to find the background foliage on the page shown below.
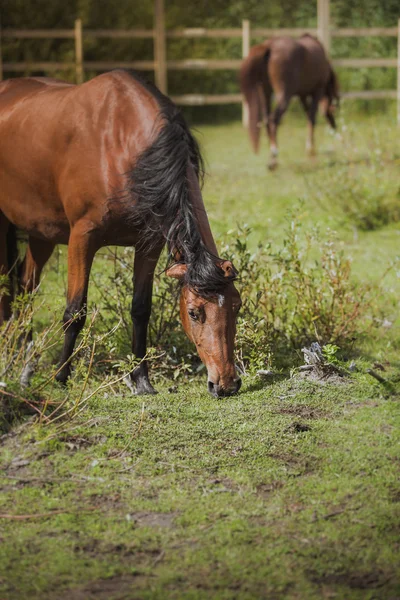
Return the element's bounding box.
[2,0,399,120]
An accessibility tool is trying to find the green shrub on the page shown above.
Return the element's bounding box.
[0,290,141,431]
[221,210,375,373]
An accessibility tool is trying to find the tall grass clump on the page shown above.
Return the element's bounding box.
[0,284,142,431]
[307,161,400,231]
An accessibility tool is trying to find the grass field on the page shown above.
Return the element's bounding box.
[1,104,400,599]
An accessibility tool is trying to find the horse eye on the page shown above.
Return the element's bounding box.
[188,309,199,321]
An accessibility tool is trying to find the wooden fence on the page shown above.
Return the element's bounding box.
[1,0,400,122]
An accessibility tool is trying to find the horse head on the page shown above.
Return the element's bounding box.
[166,259,242,397]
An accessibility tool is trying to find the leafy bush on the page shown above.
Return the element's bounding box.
[0,288,141,431]
[222,211,376,372]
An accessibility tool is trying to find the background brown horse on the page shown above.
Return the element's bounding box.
[0,71,242,397]
[240,34,340,168]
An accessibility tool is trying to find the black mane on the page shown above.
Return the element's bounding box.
[120,70,236,296]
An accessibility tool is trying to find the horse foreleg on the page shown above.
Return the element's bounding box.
[19,237,55,386]
[56,223,96,384]
[268,94,290,170]
[129,247,162,395]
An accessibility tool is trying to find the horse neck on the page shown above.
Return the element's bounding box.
[186,163,218,257]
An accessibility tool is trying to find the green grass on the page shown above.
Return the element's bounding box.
[1,105,400,599]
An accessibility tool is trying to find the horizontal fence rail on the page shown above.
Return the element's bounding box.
[3,26,399,39]
[171,90,398,106]
[3,58,397,72]
[1,17,399,120]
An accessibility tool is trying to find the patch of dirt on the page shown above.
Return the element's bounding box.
[7,456,31,469]
[63,438,93,451]
[285,421,312,433]
[0,483,24,493]
[85,492,124,511]
[276,405,326,419]
[309,569,391,590]
[268,451,310,467]
[74,539,162,562]
[204,477,238,493]
[256,480,284,500]
[55,574,147,600]
[3,455,36,481]
[60,433,107,452]
[298,370,349,385]
[389,488,400,503]
[266,451,316,477]
[127,511,178,528]
[287,502,305,513]
[346,400,379,409]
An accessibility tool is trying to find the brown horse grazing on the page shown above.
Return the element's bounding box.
[240,34,340,168]
[0,71,242,397]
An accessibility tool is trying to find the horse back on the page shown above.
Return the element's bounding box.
[0,72,161,244]
[268,35,331,97]
[267,37,306,95]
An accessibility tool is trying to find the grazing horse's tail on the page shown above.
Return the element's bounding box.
[6,223,19,301]
[239,42,271,153]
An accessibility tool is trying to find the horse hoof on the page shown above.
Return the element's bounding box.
[124,375,157,395]
[268,160,278,171]
[55,369,69,386]
[20,363,35,388]
[136,385,158,396]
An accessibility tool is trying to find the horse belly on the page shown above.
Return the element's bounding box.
[0,140,70,242]
[0,169,69,243]
[297,48,330,96]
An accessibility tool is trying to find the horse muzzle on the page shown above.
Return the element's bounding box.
[208,378,242,398]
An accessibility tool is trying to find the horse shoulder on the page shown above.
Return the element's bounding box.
[57,73,164,239]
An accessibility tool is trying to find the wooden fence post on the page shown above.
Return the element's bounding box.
[317,0,330,54]
[242,19,250,127]
[398,18,400,125]
[74,18,83,84]
[154,0,167,94]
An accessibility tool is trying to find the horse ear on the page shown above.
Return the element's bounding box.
[219,260,236,278]
[166,263,187,279]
